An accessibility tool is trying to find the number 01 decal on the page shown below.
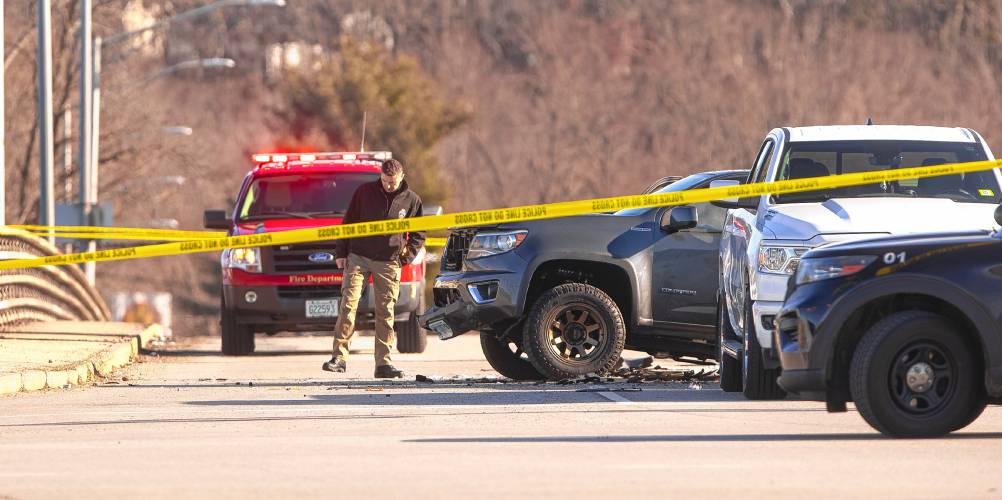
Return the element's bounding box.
[883,251,906,264]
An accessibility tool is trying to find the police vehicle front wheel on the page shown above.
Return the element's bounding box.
[522,283,626,380]
[220,297,254,356]
[850,311,987,437]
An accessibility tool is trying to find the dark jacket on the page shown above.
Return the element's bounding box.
[335,180,425,264]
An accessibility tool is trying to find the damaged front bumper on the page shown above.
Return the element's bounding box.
[418,268,524,340]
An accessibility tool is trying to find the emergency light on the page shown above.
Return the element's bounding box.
[251,151,392,168]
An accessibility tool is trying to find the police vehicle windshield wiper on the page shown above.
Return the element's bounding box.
[241,211,314,220]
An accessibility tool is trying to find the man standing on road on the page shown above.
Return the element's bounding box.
[323,159,425,378]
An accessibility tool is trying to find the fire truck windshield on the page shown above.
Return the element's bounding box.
[238,172,379,221]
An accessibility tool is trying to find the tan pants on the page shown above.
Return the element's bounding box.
[333,253,401,366]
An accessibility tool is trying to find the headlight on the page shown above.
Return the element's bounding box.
[467,230,528,260]
[223,247,262,273]
[758,245,809,275]
[795,255,876,285]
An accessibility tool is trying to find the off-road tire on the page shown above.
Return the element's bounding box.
[395,310,428,353]
[850,311,986,437]
[221,296,254,356]
[523,283,626,380]
[742,291,786,400]
[480,331,544,380]
[717,292,742,392]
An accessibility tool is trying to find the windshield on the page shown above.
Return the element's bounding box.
[774,140,999,204]
[614,173,714,216]
[237,172,378,220]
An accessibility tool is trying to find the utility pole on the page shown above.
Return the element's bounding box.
[85,36,101,283]
[37,0,55,241]
[0,2,6,226]
[79,0,95,283]
[62,111,72,201]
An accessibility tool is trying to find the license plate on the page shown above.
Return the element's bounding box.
[428,319,454,340]
[306,299,338,318]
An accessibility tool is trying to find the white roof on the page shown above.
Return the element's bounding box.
[786,125,976,143]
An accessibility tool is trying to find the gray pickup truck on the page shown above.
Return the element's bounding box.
[419,170,748,380]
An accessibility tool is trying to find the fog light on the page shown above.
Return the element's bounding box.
[761,314,776,331]
[468,281,499,304]
[245,291,258,303]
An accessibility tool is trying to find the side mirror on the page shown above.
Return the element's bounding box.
[661,206,698,234]
[423,204,444,216]
[995,204,1002,227]
[708,179,759,210]
[203,210,232,230]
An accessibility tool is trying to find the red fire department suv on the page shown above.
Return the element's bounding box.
[204,152,434,355]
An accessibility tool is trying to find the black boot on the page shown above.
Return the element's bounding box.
[322,356,347,373]
[374,365,404,379]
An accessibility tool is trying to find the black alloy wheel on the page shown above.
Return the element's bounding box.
[523,283,626,380]
[545,303,607,362]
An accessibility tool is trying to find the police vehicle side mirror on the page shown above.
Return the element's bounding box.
[708,179,758,210]
[423,205,444,216]
[661,206,698,234]
[204,210,231,230]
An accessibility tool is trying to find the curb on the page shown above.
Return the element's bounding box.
[0,323,162,396]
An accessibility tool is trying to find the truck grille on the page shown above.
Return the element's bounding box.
[433,288,462,307]
[268,242,340,274]
[441,230,475,272]
[277,286,342,300]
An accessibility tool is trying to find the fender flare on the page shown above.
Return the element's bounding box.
[516,254,640,319]
[810,273,1002,391]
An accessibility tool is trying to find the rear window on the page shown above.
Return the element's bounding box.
[614,173,714,216]
[773,140,999,204]
[238,172,378,220]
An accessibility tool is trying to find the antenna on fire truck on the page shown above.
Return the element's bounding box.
[359,111,368,152]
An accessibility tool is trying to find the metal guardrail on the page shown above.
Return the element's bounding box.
[0,230,110,328]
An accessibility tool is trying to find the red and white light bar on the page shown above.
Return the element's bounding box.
[252,151,392,165]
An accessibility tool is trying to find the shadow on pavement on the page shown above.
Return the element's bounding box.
[0,414,404,428]
[154,350,334,357]
[405,432,1002,443]
[183,389,797,407]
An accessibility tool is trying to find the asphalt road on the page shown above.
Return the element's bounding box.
[2,333,1001,499]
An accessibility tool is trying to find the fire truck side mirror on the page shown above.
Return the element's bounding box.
[204,210,232,230]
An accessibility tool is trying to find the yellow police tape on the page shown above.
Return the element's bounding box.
[9,225,449,246]
[9,225,226,240]
[0,159,998,271]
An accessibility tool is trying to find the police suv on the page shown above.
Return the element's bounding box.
[712,125,1002,399]
[775,205,1002,436]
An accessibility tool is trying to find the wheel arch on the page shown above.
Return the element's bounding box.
[519,258,636,326]
[815,274,1002,400]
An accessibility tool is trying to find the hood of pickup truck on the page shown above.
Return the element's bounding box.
[764,198,997,240]
[497,213,652,258]
[232,218,343,236]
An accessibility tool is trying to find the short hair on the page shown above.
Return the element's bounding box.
[381,159,404,176]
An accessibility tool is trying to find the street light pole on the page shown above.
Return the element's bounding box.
[84,36,101,283]
[37,0,55,241]
[0,2,6,226]
[79,0,93,272]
